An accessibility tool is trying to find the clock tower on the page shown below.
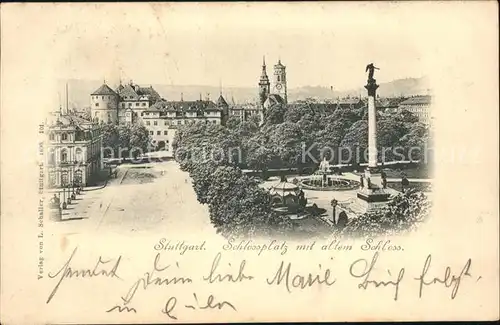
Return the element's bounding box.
[273,59,287,104]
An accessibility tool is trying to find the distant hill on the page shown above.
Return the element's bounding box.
[61,76,431,110]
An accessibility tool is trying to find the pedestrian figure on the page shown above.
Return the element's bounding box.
[337,211,348,229]
[401,176,409,193]
[360,175,364,188]
[367,177,372,190]
[381,171,387,189]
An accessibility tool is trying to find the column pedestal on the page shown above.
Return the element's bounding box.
[357,168,390,203]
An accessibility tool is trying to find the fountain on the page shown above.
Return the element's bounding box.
[300,157,360,191]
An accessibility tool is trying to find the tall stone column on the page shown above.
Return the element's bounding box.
[357,75,390,205]
[365,81,379,169]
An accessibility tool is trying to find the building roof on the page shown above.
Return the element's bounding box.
[116,82,162,102]
[216,94,229,107]
[91,84,117,96]
[47,111,95,130]
[147,99,220,112]
[117,84,139,100]
[264,94,285,108]
[399,95,432,106]
[274,59,285,69]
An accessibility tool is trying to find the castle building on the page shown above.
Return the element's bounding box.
[45,110,103,188]
[90,83,119,123]
[90,80,162,125]
[140,96,225,154]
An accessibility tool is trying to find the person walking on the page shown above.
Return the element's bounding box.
[401,176,409,193]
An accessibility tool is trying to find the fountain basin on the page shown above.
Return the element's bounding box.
[300,176,360,191]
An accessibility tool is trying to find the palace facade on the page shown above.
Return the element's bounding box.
[45,110,103,188]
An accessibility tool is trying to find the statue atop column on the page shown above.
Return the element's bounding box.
[365,63,380,83]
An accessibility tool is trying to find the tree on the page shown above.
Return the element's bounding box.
[247,114,261,127]
[190,160,218,204]
[246,131,276,179]
[283,104,303,123]
[269,122,304,169]
[340,189,431,238]
[129,123,151,157]
[400,122,430,162]
[340,120,368,166]
[101,123,119,157]
[226,116,241,130]
[264,103,286,125]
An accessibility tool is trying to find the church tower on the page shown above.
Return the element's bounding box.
[273,59,287,104]
[258,56,270,107]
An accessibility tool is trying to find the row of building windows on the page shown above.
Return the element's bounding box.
[145,119,218,126]
[92,96,113,100]
[48,148,83,163]
[149,131,172,136]
[121,102,148,108]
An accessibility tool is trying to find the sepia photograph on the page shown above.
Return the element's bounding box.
[1,2,498,324]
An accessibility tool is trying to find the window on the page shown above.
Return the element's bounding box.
[107,113,111,118]
[136,103,139,107]
[75,148,83,162]
[172,121,176,125]
[95,103,99,107]
[164,121,168,125]
[146,121,150,125]
[49,133,55,141]
[154,121,158,126]
[61,149,68,162]
[142,103,146,106]
[128,103,132,107]
[48,149,55,164]
[163,131,168,135]
[102,96,104,100]
[95,112,98,116]
[61,172,69,186]
[149,131,154,135]
[157,131,161,135]
[61,133,68,141]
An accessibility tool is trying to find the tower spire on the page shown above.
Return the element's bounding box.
[219,79,222,96]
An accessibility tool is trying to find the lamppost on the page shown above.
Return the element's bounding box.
[61,170,68,209]
[71,161,77,200]
[331,198,338,225]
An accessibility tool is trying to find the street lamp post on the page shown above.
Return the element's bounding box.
[331,198,338,225]
[61,170,67,209]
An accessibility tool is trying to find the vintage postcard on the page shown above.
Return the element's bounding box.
[1,2,499,324]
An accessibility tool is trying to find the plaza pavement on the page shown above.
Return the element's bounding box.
[46,161,214,237]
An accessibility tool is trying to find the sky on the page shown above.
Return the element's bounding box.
[3,2,491,91]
